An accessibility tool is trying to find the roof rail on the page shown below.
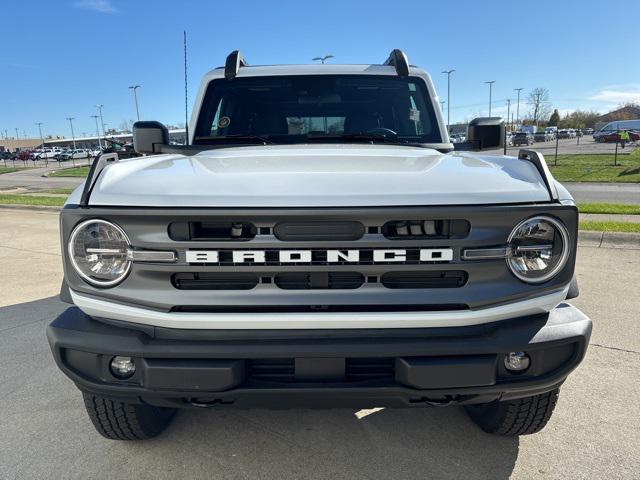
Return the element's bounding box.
[225,50,248,80]
[384,49,410,76]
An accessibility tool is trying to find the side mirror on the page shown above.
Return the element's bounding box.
[133,121,169,154]
[454,117,504,151]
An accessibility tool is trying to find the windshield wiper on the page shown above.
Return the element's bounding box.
[194,134,276,145]
[304,133,426,147]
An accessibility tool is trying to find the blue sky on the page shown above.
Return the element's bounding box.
[2,0,639,139]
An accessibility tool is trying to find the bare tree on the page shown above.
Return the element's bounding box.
[527,88,551,126]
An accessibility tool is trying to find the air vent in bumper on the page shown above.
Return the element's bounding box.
[381,271,468,289]
[172,273,259,290]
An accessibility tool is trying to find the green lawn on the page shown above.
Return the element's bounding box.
[0,167,21,174]
[49,166,90,177]
[36,188,76,195]
[0,194,66,206]
[579,220,640,233]
[548,151,640,183]
[578,203,640,215]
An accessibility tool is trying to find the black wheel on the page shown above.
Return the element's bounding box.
[464,388,559,436]
[82,392,177,440]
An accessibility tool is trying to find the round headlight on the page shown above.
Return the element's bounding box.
[507,216,570,283]
[68,219,132,287]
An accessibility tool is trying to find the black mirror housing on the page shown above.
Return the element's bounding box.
[455,117,504,151]
[133,121,169,154]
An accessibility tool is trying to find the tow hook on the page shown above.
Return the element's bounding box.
[411,396,460,407]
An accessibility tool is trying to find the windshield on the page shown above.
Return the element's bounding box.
[194,75,442,146]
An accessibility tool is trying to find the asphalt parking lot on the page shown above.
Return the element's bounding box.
[1,208,639,480]
[483,136,637,156]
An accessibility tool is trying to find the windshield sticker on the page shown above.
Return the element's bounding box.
[408,83,417,91]
[409,109,420,121]
[218,116,231,128]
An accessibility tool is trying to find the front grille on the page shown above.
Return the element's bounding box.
[345,358,394,381]
[169,221,257,241]
[382,219,470,239]
[274,221,364,241]
[381,271,467,289]
[274,272,364,290]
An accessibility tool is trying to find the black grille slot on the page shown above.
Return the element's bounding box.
[274,221,365,241]
[382,219,470,239]
[169,221,256,241]
[172,273,259,290]
[381,271,467,289]
[275,272,364,290]
[247,358,394,383]
[247,359,295,383]
[345,358,394,381]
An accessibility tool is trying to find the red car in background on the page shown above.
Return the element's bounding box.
[15,150,33,161]
[594,131,640,143]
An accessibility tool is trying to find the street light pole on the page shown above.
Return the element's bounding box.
[441,69,454,132]
[15,128,19,140]
[35,122,46,165]
[514,88,523,127]
[95,104,106,139]
[506,99,511,131]
[128,85,141,121]
[66,117,76,150]
[484,81,496,117]
[91,115,102,149]
[312,55,334,64]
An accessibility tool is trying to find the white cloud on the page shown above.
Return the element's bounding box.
[587,85,640,104]
[74,0,117,13]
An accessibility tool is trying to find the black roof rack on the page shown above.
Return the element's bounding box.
[225,50,248,80]
[384,49,410,76]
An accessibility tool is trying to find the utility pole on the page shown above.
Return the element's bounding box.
[485,81,496,117]
[15,128,19,139]
[66,117,77,150]
[514,88,524,127]
[506,99,511,131]
[441,69,454,132]
[35,122,46,165]
[91,115,102,149]
[95,104,106,139]
[128,85,141,121]
[312,55,334,64]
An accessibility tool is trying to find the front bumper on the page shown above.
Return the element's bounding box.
[47,304,591,409]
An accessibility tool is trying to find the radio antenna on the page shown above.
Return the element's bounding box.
[183,30,189,145]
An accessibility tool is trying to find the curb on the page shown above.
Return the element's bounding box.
[578,230,640,250]
[0,204,62,212]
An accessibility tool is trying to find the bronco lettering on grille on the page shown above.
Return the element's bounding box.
[185,248,454,265]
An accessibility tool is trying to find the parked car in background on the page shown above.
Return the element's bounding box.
[594,120,640,142]
[34,149,60,160]
[506,132,513,146]
[557,129,570,139]
[534,132,548,142]
[595,130,640,143]
[55,149,71,161]
[0,151,16,160]
[89,147,103,157]
[581,128,594,135]
[512,132,534,146]
[16,150,33,161]
[575,130,583,138]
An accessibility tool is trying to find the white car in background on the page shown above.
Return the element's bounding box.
[69,149,89,159]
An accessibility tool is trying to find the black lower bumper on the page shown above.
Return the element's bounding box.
[47,304,591,409]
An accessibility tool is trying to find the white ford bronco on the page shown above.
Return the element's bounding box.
[47,50,591,440]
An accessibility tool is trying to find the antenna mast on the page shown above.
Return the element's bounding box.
[183,30,189,145]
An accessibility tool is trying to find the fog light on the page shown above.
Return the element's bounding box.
[504,352,530,372]
[110,356,136,379]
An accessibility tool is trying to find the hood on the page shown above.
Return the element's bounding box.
[84,144,551,207]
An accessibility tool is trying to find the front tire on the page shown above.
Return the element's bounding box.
[464,388,559,436]
[82,393,177,440]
